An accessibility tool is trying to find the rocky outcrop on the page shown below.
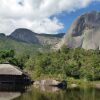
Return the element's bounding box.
[57,11,100,50]
[33,80,67,88]
[35,34,60,46]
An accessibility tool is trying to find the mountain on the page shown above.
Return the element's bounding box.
[0,33,45,56]
[9,28,39,44]
[0,29,64,55]
[9,28,64,46]
[0,33,6,38]
[57,11,100,50]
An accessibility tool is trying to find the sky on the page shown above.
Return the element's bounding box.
[0,0,100,35]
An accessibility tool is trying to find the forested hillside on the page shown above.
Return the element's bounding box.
[1,47,100,81]
[0,35,49,56]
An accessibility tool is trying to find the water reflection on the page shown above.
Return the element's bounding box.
[0,84,100,100]
[0,84,29,100]
[0,84,28,92]
[33,85,60,92]
[14,86,100,100]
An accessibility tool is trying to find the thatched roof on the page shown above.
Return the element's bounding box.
[0,64,23,75]
[0,92,21,100]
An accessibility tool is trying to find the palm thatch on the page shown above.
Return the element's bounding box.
[0,92,21,100]
[0,64,23,75]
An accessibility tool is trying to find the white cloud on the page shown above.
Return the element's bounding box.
[0,0,99,35]
[31,18,64,34]
[0,18,15,34]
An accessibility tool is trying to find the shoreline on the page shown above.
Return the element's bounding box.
[27,70,100,88]
[31,76,100,89]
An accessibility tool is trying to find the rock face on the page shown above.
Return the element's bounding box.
[9,28,64,46]
[10,28,39,44]
[33,80,67,88]
[57,11,100,50]
[35,34,60,46]
[34,80,61,86]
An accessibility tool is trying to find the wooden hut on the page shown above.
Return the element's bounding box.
[0,63,32,85]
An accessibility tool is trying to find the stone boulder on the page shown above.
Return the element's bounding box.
[33,80,67,88]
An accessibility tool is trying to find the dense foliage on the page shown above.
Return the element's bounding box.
[0,50,15,63]
[0,50,28,69]
[0,47,100,81]
[20,47,100,81]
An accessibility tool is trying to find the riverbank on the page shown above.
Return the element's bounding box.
[66,78,100,88]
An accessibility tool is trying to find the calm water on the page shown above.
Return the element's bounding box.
[12,86,100,100]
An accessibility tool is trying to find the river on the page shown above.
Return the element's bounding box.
[12,86,100,100]
[0,85,100,100]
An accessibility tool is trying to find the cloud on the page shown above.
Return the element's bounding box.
[0,0,99,35]
[31,17,64,34]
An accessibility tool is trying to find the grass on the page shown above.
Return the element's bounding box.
[0,37,49,56]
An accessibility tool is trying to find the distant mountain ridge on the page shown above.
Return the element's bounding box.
[1,11,100,51]
[0,29,65,55]
[9,28,65,46]
[9,28,39,44]
[57,11,100,50]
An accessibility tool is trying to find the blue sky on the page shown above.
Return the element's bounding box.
[0,0,100,35]
[56,1,100,33]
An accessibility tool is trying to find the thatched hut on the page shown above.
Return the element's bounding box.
[0,92,21,100]
[0,63,32,85]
